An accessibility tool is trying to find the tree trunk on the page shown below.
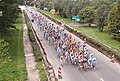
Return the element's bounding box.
[88,23,91,27]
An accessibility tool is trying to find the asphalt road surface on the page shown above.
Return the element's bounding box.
[25,7,120,81]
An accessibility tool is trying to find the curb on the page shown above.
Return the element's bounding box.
[23,10,58,81]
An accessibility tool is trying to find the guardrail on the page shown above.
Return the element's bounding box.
[39,10,120,64]
[23,10,58,81]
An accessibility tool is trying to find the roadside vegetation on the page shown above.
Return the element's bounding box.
[0,13,26,81]
[38,9,120,54]
[24,12,47,81]
[75,27,120,54]
[0,0,20,32]
[38,10,72,24]
[34,0,120,41]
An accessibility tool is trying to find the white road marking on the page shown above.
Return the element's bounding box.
[100,77,104,81]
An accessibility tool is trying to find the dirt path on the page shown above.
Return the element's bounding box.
[22,10,40,81]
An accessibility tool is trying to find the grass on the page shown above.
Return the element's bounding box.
[38,9,120,54]
[74,27,120,54]
[24,12,47,81]
[29,24,47,81]
[37,62,47,81]
[0,13,26,81]
[39,10,72,24]
[30,34,47,81]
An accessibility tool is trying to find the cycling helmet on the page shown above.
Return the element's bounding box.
[89,53,94,58]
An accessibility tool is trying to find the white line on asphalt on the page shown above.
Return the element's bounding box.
[100,77,104,81]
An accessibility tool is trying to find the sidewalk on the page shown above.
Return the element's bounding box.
[22,10,40,81]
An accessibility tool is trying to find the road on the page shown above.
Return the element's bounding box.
[25,7,120,81]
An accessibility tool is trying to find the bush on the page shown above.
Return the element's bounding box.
[108,1,120,41]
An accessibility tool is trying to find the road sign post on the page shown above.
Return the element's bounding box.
[72,16,80,21]
[72,16,80,27]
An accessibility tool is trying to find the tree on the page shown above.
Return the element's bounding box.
[80,0,91,8]
[79,6,95,26]
[54,0,61,11]
[96,4,110,32]
[59,0,68,18]
[19,0,25,5]
[0,11,2,16]
[39,0,46,10]
[0,39,10,67]
[108,0,120,41]
[61,5,67,18]
[71,4,78,16]
[0,0,20,32]
[65,3,73,18]
[109,0,117,3]
[91,0,110,9]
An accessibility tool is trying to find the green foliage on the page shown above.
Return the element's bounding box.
[60,4,67,18]
[54,1,61,11]
[0,13,26,81]
[39,5,120,54]
[37,62,47,81]
[29,31,43,61]
[37,0,116,19]
[75,27,120,53]
[24,12,43,61]
[0,0,20,32]
[47,3,53,11]
[0,39,10,67]
[37,0,119,41]
[108,0,120,41]
[39,10,72,24]
[65,3,73,18]
[109,0,117,3]
[0,11,2,16]
[71,4,78,16]
[96,4,110,32]
[24,12,47,81]
[19,0,25,5]
[79,6,95,26]
[39,5,120,56]
[91,0,110,9]
[39,1,45,9]
[29,26,46,80]
[79,0,91,8]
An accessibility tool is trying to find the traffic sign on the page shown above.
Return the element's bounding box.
[76,19,80,21]
[72,16,80,21]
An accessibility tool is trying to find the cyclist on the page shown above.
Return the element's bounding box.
[57,46,61,57]
[60,55,64,67]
